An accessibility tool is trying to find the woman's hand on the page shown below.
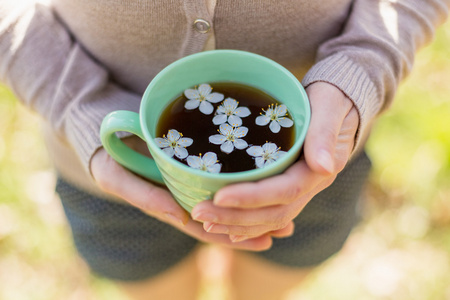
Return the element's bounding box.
[190,82,360,242]
[90,137,275,251]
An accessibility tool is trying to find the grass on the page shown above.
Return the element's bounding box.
[1,20,449,300]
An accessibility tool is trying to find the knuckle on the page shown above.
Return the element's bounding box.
[274,220,291,231]
[138,187,160,212]
[318,126,338,148]
[278,185,302,203]
[237,226,256,236]
[270,209,290,227]
[92,155,121,192]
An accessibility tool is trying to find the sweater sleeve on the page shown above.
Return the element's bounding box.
[302,0,450,151]
[0,0,141,172]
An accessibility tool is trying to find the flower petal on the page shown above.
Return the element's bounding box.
[220,141,234,153]
[219,123,233,135]
[187,155,203,169]
[167,129,181,141]
[227,115,242,127]
[199,101,214,115]
[265,107,274,116]
[273,150,287,160]
[275,104,288,116]
[277,117,294,128]
[223,98,238,110]
[233,139,248,150]
[264,158,276,166]
[234,106,251,117]
[255,115,270,126]
[209,134,226,145]
[178,137,193,147]
[269,120,281,133]
[212,114,228,125]
[216,105,227,114]
[202,152,218,166]
[185,99,200,110]
[207,92,225,103]
[262,142,278,154]
[184,89,199,100]
[207,163,222,173]
[174,147,189,159]
[255,157,265,168]
[198,83,212,96]
[246,146,264,157]
[154,137,170,148]
[162,147,175,158]
[233,126,248,138]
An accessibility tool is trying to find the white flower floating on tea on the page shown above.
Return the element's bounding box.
[212,98,251,127]
[157,82,297,173]
[187,152,222,173]
[255,104,294,133]
[184,83,224,115]
[154,129,193,159]
[246,142,287,169]
[209,123,249,154]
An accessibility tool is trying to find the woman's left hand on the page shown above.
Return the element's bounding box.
[190,82,360,242]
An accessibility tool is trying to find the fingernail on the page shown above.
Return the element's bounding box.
[204,223,229,234]
[230,235,247,243]
[317,150,334,173]
[165,213,186,226]
[192,212,218,222]
[203,221,215,232]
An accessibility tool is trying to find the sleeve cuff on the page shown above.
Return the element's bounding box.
[64,84,141,175]
[301,53,381,153]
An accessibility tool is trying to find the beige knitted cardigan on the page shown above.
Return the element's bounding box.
[1,0,449,197]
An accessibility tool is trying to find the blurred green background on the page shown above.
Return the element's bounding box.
[1,21,449,300]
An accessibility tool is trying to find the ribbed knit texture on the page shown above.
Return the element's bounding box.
[302,53,379,151]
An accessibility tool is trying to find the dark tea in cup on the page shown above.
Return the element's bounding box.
[155,82,295,173]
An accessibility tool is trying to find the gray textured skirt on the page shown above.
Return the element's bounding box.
[56,151,371,281]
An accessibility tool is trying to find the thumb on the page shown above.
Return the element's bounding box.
[91,148,190,226]
[304,83,352,175]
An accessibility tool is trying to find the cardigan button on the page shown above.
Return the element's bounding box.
[193,18,211,33]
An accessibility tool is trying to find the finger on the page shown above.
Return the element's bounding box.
[333,107,359,171]
[270,221,295,238]
[227,222,295,243]
[182,219,273,251]
[92,149,189,226]
[192,199,301,227]
[304,82,353,175]
[101,167,275,251]
[92,150,273,252]
[212,160,326,208]
[202,220,294,238]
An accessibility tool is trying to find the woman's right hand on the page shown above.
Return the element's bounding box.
[90,138,284,251]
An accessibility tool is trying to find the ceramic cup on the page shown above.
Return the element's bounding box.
[100,50,311,212]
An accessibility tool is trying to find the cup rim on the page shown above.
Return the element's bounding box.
[140,49,310,180]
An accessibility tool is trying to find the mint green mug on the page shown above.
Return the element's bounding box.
[100,50,310,212]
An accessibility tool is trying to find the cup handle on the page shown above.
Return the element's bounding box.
[100,110,164,184]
